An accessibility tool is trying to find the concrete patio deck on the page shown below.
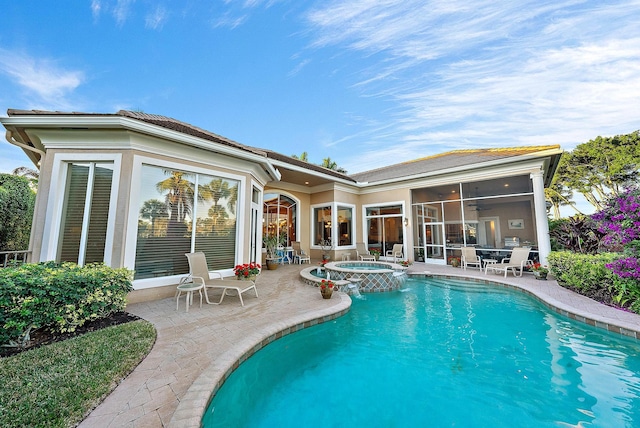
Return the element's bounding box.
[78,262,640,428]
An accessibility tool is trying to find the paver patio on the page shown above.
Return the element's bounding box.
[78,262,640,428]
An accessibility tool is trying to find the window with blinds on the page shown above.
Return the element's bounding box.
[57,162,114,264]
[134,165,239,279]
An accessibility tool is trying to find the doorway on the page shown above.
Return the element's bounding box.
[478,216,501,248]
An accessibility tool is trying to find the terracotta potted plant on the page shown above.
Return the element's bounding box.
[320,279,335,299]
[531,263,549,280]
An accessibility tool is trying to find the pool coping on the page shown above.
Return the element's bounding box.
[168,287,351,427]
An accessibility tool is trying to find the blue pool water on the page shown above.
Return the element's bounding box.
[203,277,640,427]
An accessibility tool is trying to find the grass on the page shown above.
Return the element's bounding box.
[0,320,156,428]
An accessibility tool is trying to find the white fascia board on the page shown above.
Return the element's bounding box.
[3,115,281,181]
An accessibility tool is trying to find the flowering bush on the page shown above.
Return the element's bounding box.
[400,260,413,267]
[592,186,640,281]
[233,262,261,278]
[448,256,460,267]
[531,263,549,274]
[320,279,335,290]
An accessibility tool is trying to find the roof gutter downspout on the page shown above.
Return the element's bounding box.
[5,130,45,167]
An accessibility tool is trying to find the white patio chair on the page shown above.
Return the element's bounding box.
[356,242,375,261]
[292,241,311,264]
[485,247,533,277]
[386,244,404,262]
[185,252,258,306]
[461,247,482,270]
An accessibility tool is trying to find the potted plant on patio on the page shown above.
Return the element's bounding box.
[370,249,381,261]
[319,279,335,299]
[448,256,461,267]
[264,233,283,270]
[320,239,333,261]
[234,262,261,281]
[531,263,549,280]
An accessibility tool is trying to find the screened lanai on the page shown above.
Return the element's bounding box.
[411,174,541,265]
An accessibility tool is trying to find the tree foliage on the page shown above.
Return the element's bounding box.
[290,152,348,174]
[0,173,36,251]
[552,130,640,213]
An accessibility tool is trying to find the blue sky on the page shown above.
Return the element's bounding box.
[1,0,639,191]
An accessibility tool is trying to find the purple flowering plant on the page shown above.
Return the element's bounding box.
[592,186,640,280]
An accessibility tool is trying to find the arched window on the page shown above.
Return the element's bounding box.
[263,193,297,246]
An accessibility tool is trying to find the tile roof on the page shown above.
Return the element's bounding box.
[349,146,561,183]
[5,109,559,186]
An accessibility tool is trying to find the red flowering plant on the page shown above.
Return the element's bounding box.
[319,279,335,291]
[531,263,549,274]
[400,260,413,267]
[233,262,261,278]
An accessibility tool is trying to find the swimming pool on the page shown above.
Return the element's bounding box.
[203,277,640,427]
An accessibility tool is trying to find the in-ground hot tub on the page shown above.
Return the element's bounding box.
[323,261,407,293]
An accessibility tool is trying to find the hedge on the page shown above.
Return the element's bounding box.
[0,262,133,347]
[547,251,640,314]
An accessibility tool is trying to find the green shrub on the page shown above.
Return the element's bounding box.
[547,251,640,313]
[0,262,133,346]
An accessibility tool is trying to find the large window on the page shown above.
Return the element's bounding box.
[263,193,297,246]
[337,206,353,246]
[313,206,332,246]
[58,162,114,265]
[365,204,404,256]
[134,165,239,279]
[311,203,355,249]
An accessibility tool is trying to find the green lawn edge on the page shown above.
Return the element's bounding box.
[0,319,157,428]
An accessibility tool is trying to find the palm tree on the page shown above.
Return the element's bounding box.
[227,184,238,214]
[139,199,169,236]
[206,178,231,209]
[321,157,348,174]
[208,205,229,229]
[155,171,194,223]
[292,152,309,162]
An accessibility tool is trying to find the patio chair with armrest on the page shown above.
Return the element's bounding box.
[461,247,482,270]
[485,247,533,277]
[185,252,258,306]
[386,244,404,262]
[356,242,375,261]
[291,241,311,264]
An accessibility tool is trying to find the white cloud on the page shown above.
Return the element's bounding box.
[113,0,135,26]
[145,6,168,30]
[0,49,84,109]
[91,0,102,19]
[303,1,640,170]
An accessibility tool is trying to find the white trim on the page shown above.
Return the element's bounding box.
[42,153,121,265]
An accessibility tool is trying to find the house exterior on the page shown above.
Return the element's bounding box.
[1,109,562,302]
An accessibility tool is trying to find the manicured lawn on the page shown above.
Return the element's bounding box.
[0,320,156,428]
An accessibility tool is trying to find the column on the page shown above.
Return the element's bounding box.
[531,170,551,265]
